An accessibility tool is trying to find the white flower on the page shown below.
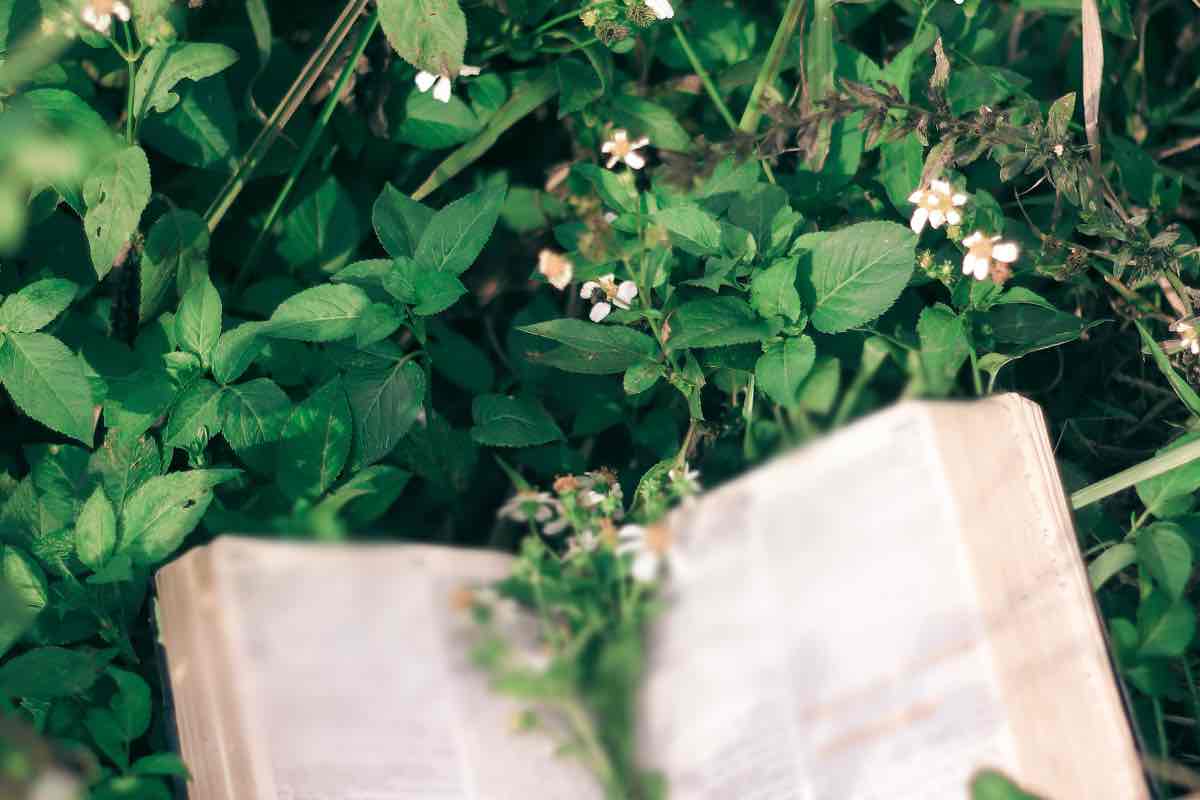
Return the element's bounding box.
[601,129,650,170]
[580,274,638,322]
[414,65,481,104]
[537,249,574,290]
[668,464,701,495]
[80,0,130,34]
[498,490,562,527]
[564,529,601,560]
[953,0,964,4]
[617,523,673,583]
[907,179,968,234]
[961,231,1019,281]
[1167,318,1200,356]
[645,0,675,19]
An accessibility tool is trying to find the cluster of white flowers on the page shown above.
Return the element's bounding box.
[414,65,481,104]
[908,178,1020,282]
[79,0,131,34]
[581,274,638,322]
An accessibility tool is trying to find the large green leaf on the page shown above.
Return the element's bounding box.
[377,0,467,75]
[652,204,723,256]
[277,378,352,500]
[0,332,94,444]
[749,258,803,323]
[797,221,916,333]
[75,487,117,572]
[345,359,426,468]
[133,42,239,119]
[755,336,816,407]
[373,184,434,258]
[0,278,76,333]
[118,469,240,565]
[668,297,780,350]
[1137,591,1195,658]
[518,319,659,374]
[266,284,371,342]
[917,304,969,397]
[163,379,223,450]
[383,258,467,315]
[219,378,291,472]
[276,177,364,274]
[1137,523,1193,601]
[211,321,268,385]
[471,394,563,447]
[0,647,115,699]
[413,182,506,274]
[82,146,152,279]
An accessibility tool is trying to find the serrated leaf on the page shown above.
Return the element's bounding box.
[75,487,117,571]
[0,332,94,444]
[87,433,161,517]
[668,296,780,350]
[470,394,562,447]
[519,319,659,374]
[82,146,152,279]
[276,177,363,273]
[0,545,47,612]
[377,0,467,76]
[211,321,268,385]
[118,469,240,565]
[374,183,434,258]
[0,279,76,333]
[266,284,371,342]
[163,379,223,450]
[174,276,222,366]
[383,258,467,315]
[749,257,803,322]
[133,42,239,119]
[220,378,290,473]
[277,378,352,500]
[755,336,816,407]
[345,359,426,468]
[652,204,723,256]
[413,182,506,274]
[798,221,916,333]
[1138,523,1193,601]
[573,163,638,214]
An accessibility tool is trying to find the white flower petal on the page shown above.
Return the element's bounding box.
[624,151,646,170]
[910,207,929,234]
[580,281,599,299]
[952,193,968,206]
[929,210,946,228]
[962,231,984,247]
[631,551,660,583]
[631,136,650,149]
[605,154,620,169]
[907,190,925,204]
[616,281,639,304]
[600,140,615,153]
[459,65,482,77]
[946,209,962,225]
[114,2,131,21]
[963,254,988,278]
[930,179,951,195]
[590,302,612,323]
[992,243,1019,263]
[432,75,453,103]
[645,0,675,19]
[414,71,438,92]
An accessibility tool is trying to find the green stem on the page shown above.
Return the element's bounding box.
[234,13,379,291]
[739,0,806,135]
[122,23,137,144]
[1070,434,1200,509]
[672,24,738,131]
[967,348,984,395]
[533,1,610,35]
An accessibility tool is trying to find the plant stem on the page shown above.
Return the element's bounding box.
[234,13,379,291]
[739,0,806,135]
[533,1,609,35]
[1071,435,1200,509]
[671,24,738,131]
[122,23,137,144]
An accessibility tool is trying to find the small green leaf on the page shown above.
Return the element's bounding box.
[175,276,222,366]
[1138,523,1193,600]
[82,146,152,279]
[0,545,48,612]
[373,184,434,258]
[0,332,95,444]
[220,378,291,472]
[75,487,117,571]
[917,304,969,397]
[133,42,239,119]
[471,395,562,447]
[132,753,191,778]
[1137,433,1200,518]
[749,258,803,323]
[624,361,663,394]
[211,321,268,385]
[266,284,371,342]
[377,0,467,75]
[163,379,223,450]
[118,469,240,565]
[1137,591,1196,658]
[383,258,467,315]
[1088,542,1136,591]
[1136,321,1200,417]
[970,770,1043,800]
[278,378,353,500]
[798,221,917,333]
[345,359,426,468]
[140,209,209,321]
[755,336,817,407]
[519,319,659,374]
[107,666,152,741]
[668,297,780,350]
[653,204,723,256]
[276,177,364,273]
[413,182,507,274]
[0,279,77,333]
[573,163,639,214]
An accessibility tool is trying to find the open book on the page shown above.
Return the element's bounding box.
[155,393,1148,799]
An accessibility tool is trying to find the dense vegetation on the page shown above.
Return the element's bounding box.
[2,0,1200,796]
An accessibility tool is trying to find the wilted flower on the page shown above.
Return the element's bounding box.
[498,490,562,527]
[601,129,650,170]
[908,179,968,234]
[414,65,481,103]
[961,232,1019,280]
[617,523,673,583]
[537,249,573,290]
[80,0,131,33]
[580,274,638,322]
[1165,317,1200,355]
[645,0,675,19]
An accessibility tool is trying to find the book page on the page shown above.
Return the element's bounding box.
[638,405,1018,799]
[208,539,601,800]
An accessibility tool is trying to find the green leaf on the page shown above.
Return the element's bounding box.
[0,332,95,444]
[1138,523,1193,601]
[278,378,352,501]
[141,78,240,170]
[82,146,152,279]
[174,276,222,367]
[749,257,803,323]
[798,221,917,333]
[1136,321,1200,417]
[756,336,817,407]
[211,321,268,385]
[970,770,1042,800]
[266,284,371,342]
[393,91,481,150]
[557,55,605,116]
[471,394,563,447]
[87,433,162,517]
[0,646,115,698]
[75,487,117,571]
[518,319,659,374]
[573,163,639,215]
[1137,433,1200,518]
[0,279,76,333]
[668,296,780,350]
[118,469,240,565]
[917,304,969,396]
[727,185,790,254]
[413,182,507,274]
[878,137,923,213]
[377,0,467,76]
[133,42,239,119]
[140,209,209,321]
[652,204,723,256]
[0,545,48,613]
[345,359,426,468]
[1089,542,1136,591]
[276,177,363,274]
[355,303,404,348]
[132,753,191,778]
[986,302,1086,346]
[609,95,691,151]
[220,378,290,472]
[624,361,663,395]
[1137,591,1196,658]
[383,258,467,315]
[373,184,434,259]
[163,379,223,450]
[107,667,152,741]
